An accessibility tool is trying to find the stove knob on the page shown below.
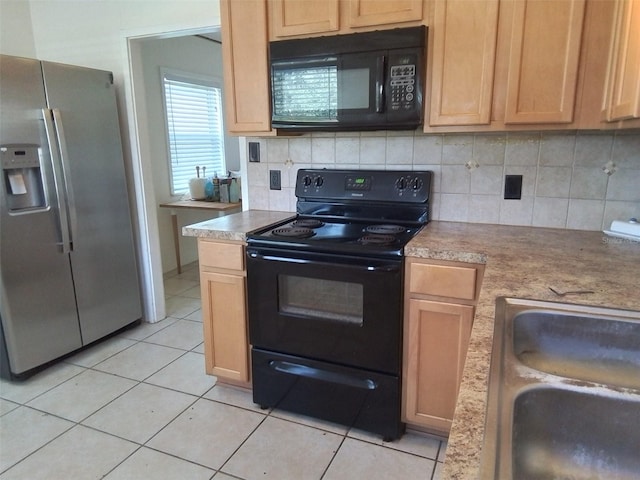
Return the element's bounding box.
[315,176,324,187]
[303,175,312,187]
[396,177,407,190]
[412,178,423,190]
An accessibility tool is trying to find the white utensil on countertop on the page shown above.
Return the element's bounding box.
[603,218,640,241]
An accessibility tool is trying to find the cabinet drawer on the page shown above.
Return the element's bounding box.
[409,263,477,300]
[198,240,244,271]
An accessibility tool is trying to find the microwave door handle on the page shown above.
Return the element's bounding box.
[375,56,385,113]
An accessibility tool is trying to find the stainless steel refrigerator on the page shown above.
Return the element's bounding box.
[0,55,142,379]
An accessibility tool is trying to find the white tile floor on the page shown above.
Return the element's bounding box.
[0,262,446,480]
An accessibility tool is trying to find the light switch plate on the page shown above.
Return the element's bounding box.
[248,142,260,162]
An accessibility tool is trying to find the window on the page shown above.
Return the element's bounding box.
[162,71,225,195]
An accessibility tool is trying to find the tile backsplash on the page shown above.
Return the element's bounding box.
[246,131,640,231]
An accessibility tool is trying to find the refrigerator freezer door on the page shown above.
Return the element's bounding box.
[0,55,82,376]
[41,61,142,344]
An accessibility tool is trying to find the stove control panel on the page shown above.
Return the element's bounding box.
[395,175,424,192]
[345,175,373,191]
[296,169,432,203]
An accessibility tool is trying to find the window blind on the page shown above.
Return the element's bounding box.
[272,66,338,119]
[162,74,225,195]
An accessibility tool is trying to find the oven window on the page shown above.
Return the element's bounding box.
[278,275,363,325]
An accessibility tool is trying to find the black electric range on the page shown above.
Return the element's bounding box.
[245,168,433,441]
[247,169,433,258]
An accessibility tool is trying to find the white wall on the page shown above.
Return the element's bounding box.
[0,1,36,57]
[27,1,219,71]
[138,34,240,272]
[4,0,222,322]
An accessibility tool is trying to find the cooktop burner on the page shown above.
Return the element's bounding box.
[358,234,397,246]
[272,227,315,238]
[365,224,406,235]
[291,219,324,229]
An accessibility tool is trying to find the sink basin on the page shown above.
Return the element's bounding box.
[480,298,640,480]
[513,387,640,480]
[513,310,640,389]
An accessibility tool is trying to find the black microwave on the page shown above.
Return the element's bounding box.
[269,26,426,131]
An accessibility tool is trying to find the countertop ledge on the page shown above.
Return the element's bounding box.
[183,215,640,479]
[182,210,293,242]
[413,222,640,480]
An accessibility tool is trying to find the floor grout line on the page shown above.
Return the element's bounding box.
[0,280,446,479]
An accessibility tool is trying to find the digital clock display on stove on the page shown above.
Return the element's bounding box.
[345,176,372,191]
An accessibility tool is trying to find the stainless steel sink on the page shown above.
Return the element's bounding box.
[513,309,640,390]
[480,298,640,480]
[512,387,640,479]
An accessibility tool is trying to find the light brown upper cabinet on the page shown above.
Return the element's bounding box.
[348,0,424,27]
[502,0,586,124]
[269,0,340,38]
[268,0,425,40]
[425,0,622,132]
[602,0,640,122]
[220,0,272,134]
[219,0,637,135]
[428,0,499,126]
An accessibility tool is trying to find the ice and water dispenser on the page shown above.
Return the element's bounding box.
[1,145,47,212]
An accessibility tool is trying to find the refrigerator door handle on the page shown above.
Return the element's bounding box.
[42,108,71,254]
[50,108,78,251]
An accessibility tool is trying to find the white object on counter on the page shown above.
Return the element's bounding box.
[603,219,640,241]
[189,178,206,200]
[219,182,230,202]
[229,178,240,203]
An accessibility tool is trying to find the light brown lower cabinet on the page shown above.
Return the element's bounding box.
[403,298,473,433]
[198,239,250,386]
[402,257,484,435]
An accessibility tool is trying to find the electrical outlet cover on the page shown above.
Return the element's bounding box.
[270,169,281,190]
[504,175,523,200]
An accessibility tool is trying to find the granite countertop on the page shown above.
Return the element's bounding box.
[182,212,640,478]
[182,210,293,242]
[407,221,640,479]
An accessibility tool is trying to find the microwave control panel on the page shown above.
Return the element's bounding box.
[389,55,417,111]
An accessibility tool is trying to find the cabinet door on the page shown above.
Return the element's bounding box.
[220,0,272,133]
[504,0,586,124]
[428,0,499,126]
[348,0,423,27]
[603,0,640,121]
[200,270,249,383]
[403,299,473,433]
[270,0,339,38]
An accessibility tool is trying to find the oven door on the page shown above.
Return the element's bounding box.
[246,247,402,374]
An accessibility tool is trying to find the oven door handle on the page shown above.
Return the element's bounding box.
[269,361,378,390]
[248,252,400,273]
